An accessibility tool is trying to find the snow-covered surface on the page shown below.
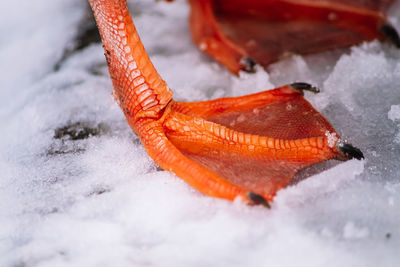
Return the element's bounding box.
[1,0,400,266]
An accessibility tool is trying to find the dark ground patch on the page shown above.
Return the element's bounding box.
[54,121,108,141]
[54,4,101,71]
[47,121,110,155]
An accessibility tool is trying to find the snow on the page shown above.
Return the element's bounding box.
[389,105,400,143]
[1,0,400,266]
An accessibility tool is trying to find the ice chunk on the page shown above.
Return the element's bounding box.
[388,104,400,121]
[343,221,370,240]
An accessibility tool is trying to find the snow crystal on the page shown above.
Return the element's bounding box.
[325,131,338,148]
[1,0,400,267]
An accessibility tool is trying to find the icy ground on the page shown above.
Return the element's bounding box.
[1,0,400,266]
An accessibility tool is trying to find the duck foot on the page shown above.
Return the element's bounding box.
[187,0,398,74]
[90,0,364,205]
[163,84,362,202]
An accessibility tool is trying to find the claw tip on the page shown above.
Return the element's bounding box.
[247,192,271,209]
[380,23,400,48]
[337,140,364,160]
[240,57,257,73]
[290,82,320,95]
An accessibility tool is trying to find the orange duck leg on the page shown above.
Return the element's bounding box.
[89,0,363,206]
[188,0,400,74]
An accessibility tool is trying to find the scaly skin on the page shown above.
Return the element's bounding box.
[89,0,362,205]
[187,0,399,75]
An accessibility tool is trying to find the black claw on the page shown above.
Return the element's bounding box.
[337,141,364,160]
[290,82,320,95]
[247,192,271,209]
[380,23,400,48]
[240,57,257,73]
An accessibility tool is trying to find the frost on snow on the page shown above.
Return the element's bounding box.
[1,0,400,267]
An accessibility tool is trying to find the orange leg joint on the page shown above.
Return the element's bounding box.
[88,0,363,206]
[187,0,400,75]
